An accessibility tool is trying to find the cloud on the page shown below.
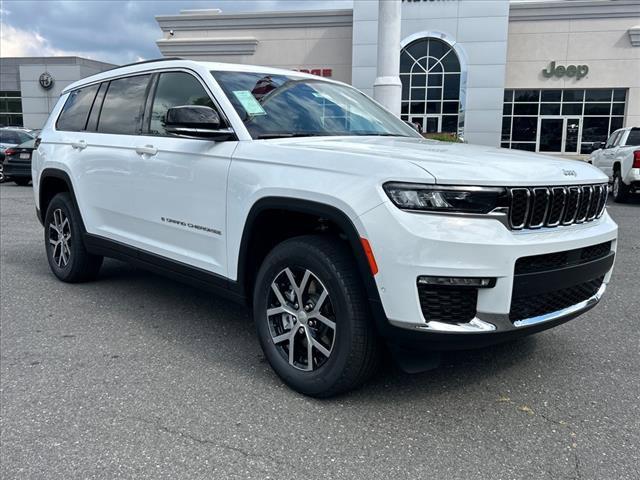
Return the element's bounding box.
[0,22,84,57]
[1,0,353,64]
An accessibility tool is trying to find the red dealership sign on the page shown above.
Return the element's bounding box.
[295,68,333,78]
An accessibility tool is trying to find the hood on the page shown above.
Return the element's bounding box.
[268,136,608,186]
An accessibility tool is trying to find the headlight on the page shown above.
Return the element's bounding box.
[383,182,507,213]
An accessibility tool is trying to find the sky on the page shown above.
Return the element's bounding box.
[0,0,353,64]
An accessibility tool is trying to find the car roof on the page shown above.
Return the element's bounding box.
[62,58,337,94]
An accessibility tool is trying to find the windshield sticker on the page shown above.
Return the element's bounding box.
[232,90,267,116]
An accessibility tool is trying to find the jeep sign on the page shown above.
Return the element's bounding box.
[542,61,589,80]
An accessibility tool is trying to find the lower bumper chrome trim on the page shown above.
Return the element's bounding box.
[512,283,606,328]
[389,283,607,333]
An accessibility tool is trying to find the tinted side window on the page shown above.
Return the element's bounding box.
[605,131,620,148]
[149,72,215,135]
[98,75,151,135]
[56,84,100,131]
[626,129,640,146]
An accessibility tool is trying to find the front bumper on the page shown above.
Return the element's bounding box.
[359,201,617,346]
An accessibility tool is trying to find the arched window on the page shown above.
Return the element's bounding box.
[400,37,461,134]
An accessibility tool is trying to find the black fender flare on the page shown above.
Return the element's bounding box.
[236,197,389,332]
[38,168,84,230]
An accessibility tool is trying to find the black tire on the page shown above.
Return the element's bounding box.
[44,192,103,282]
[253,235,379,397]
[612,169,630,203]
[14,177,30,186]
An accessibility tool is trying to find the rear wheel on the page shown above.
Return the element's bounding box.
[44,192,103,282]
[14,177,30,186]
[253,235,379,397]
[612,169,630,203]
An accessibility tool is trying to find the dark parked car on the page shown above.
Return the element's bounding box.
[1,128,34,182]
[3,138,36,185]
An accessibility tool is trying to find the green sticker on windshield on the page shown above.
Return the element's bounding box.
[232,90,266,116]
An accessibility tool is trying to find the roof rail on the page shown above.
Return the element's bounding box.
[102,57,183,73]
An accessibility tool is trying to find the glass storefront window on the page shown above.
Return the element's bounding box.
[0,91,22,127]
[501,88,627,154]
[400,37,461,134]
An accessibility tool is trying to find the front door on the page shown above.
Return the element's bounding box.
[538,117,582,154]
[132,71,234,276]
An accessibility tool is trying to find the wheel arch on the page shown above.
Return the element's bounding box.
[236,197,384,319]
[613,161,621,173]
[38,168,84,230]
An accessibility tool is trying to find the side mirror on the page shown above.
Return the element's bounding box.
[164,105,234,140]
[592,142,604,151]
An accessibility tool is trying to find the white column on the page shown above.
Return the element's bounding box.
[373,0,402,116]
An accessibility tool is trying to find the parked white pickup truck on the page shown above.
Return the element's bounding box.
[589,127,640,203]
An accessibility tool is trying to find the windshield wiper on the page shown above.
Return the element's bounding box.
[359,133,413,138]
[257,133,329,139]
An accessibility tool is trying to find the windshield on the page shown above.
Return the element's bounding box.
[18,139,36,148]
[211,71,419,140]
[0,129,33,145]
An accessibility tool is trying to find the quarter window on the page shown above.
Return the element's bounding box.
[56,84,100,132]
[149,72,215,135]
[97,75,151,135]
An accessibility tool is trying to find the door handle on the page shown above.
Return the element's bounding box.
[135,145,158,156]
[71,140,87,150]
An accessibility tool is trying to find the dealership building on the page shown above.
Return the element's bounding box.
[156,0,640,155]
[0,56,114,129]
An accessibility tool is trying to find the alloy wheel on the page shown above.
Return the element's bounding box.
[613,176,619,198]
[267,267,336,371]
[49,208,72,267]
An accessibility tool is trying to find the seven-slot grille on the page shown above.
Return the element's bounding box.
[507,184,608,230]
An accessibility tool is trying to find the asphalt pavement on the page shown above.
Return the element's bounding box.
[1,182,639,479]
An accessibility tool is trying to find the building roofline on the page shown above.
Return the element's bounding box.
[509,0,640,21]
[155,8,353,31]
[0,56,115,67]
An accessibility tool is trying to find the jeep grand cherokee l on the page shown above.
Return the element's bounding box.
[32,59,618,397]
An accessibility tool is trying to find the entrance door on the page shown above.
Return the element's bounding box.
[537,117,582,154]
[410,115,441,134]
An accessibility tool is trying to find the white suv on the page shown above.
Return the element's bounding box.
[33,59,618,396]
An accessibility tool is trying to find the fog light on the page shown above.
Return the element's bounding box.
[417,276,496,288]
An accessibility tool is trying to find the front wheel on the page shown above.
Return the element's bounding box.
[253,235,379,397]
[612,170,630,203]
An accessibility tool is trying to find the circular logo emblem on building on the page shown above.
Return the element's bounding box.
[39,72,54,90]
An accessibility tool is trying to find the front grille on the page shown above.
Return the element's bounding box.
[507,184,607,230]
[509,276,604,321]
[418,285,477,324]
[514,241,612,275]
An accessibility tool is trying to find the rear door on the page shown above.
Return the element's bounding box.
[127,70,235,276]
[75,73,152,245]
[49,83,103,222]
